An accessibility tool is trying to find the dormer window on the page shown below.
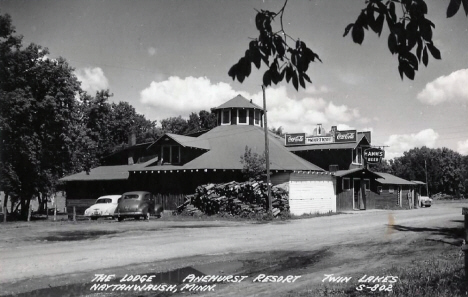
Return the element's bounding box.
[161,145,181,164]
[221,109,231,125]
[238,109,248,125]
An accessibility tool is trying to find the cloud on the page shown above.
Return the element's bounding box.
[383,129,439,159]
[75,67,109,94]
[148,47,157,56]
[417,69,468,105]
[457,139,468,155]
[139,76,367,133]
[140,76,246,119]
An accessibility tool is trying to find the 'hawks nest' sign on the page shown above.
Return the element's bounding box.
[364,148,385,164]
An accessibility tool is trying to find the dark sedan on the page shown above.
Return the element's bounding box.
[115,191,163,221]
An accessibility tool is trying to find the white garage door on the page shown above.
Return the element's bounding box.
[289,180,336,215]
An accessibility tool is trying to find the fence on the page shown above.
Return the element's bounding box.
[155,194,186,211]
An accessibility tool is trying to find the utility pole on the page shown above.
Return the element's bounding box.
[262,85,272,212]
[425,160,429,196]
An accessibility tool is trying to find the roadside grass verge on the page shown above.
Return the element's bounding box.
[294,248,468,297]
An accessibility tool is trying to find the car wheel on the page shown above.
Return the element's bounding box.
[91,217,98,221]
[117,217,124,222]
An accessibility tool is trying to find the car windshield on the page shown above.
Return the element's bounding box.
[123,194,140,200]
[96,198,112,204]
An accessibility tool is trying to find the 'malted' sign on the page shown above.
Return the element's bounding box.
[364,148,385,164]
[285,133,306,146]
[334,130,357,143]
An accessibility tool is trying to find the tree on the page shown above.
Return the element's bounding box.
[390,147,467,197]
[240,146,266,181]
[199,110,217,130]
[186,112,201,134]
[160,116,189,135]
[0,13,91,219]
[270,126,285,137]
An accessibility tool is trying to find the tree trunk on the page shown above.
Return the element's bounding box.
[3,193,8,222]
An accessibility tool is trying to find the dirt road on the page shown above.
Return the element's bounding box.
[0,201,465,296]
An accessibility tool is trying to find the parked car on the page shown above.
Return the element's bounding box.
[84,195,122,220]
[115,191,163,221]
[419,196,433,207]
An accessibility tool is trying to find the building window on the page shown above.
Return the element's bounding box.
[389,185,394,193]
[343,178,351,191]
[172,146,180,163]
[238,109,248,125]
[162,146,171,164]
[222,109,230,125]
[364,179,370,191]
[353,147,363,164]
[161,145,181,164]
[254,110,261,126]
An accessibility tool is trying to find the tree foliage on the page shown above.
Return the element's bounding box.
[230,0,468,85]
[371,147,468,197]
[228,0,321,91]
[240,146,267,181]
[0,13,89,218]
[160,110,217,135]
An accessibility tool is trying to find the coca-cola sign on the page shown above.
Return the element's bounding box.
[334,130,357,143]
[285,133,306,146]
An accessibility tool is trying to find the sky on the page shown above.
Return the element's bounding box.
[1,0,468,159]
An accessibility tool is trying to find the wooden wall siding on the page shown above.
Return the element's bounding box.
[335,176,376,211]
[336,190,354,211]
[372,184,414,209]
[289,179,336,215]
[154,194,186,210]
[294,150,353,172]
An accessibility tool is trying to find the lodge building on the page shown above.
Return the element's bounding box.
[60,95,422,215]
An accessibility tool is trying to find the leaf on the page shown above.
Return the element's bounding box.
[416,40,423,62]
[303,73,312,83]
[462,0,468,15]
[375,14,385,36]
[422,47,428,67]
[427,43,441,60]
[228,64,237,80]
[352,24,365,45]
[285,65,293,83]
[292,71,299,91]
[262,70,271,87]
[299,74,306,89]
[447,0,462,18]
[343,23,354,37]
[273,36,285,57]
[255,13,264,31]
[388,34,397,54]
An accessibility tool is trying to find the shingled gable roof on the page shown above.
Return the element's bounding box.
[213,94,262,110]
[59,155,159,181]
[376,172,415,185]
[150,133,210,150]
[134,125,324,172]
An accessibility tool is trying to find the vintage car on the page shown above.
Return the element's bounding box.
[115,191,163,221]
[419,196,433,207]
[84,195,122,220]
